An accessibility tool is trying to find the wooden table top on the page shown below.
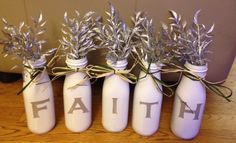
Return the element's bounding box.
[0,59,235,143]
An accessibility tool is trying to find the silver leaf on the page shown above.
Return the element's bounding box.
[109,3,115,16]
[37,29,46,35]
[44,48,57,56]
[193,10,201,24]
[207,24,215,34]
[182,20,187,28]
[60,10,99,59]
[40,21,47,27]
[169,10,178,19]
[2,18,8,25]
[38,13,43,23]
[161,22,168,30]
[10,65,18,70]
[84,11,95,18]
[0,13,49,61]
[64,12,68,23]
[61,29,68,35]
[75,10,80,17]
[105,11,111,17]
[135,11,143,20]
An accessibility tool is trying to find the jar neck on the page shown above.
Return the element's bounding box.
[184,62,208,78]
[107,59,128,70]
[142,60,162,72]
[66,57,88,69]
[24,57,46,69]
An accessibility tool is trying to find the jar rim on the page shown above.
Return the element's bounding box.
[185,61,208,73]
[107,59,128,69]
[142,60,163,70]
[107,59,128,67]
[27,56,46,68]
[66,56,88,68]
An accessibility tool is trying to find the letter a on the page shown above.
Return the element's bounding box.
[68,97,89,114]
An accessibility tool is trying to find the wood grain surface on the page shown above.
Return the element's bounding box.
[0,59,235,143]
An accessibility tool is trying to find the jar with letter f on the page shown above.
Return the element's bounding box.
[23,57,55,134]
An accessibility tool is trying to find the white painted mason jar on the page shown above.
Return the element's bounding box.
[132,61,163,136]
[23,57,55,134]
[102,59,129,132]
[171,62,208,139]
[63,57,91,132]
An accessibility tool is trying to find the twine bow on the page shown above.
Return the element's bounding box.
[131,52,232,101]
[163,63,232,102]
[131,53,178,97]
[51,66,90,88]
[17,65,45,95]
[17,47,60,95]
[86,63,138,84]
[51,63,138,89]
[51,67,87,80]
[184,71,232,102]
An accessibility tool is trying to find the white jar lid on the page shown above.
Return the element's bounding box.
[142,60,162,70]
[66,57,88,69]
[27,57,46,69]
[184,62,208,73]
[107,59,128,70]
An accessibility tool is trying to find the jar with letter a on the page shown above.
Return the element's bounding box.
[63,57,92,132]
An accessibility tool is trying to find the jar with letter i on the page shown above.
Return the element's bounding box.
[102,59,130,132]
